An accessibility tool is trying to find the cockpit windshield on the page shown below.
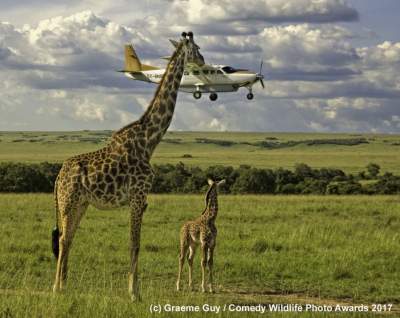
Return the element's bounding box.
[222,66,237,74]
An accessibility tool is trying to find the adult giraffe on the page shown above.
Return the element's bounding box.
[51,32,204,301]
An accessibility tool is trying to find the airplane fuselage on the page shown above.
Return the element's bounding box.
[124,65,258,93]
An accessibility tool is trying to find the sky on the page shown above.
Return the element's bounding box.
[0,0,399,133]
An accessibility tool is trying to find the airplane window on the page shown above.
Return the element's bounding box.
[222,66,237,74]
[217,70,223,74]
[203,70,209,75]
[193,70,200,75]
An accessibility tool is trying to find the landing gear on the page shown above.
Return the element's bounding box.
[209,93,218,101]
[193,91,202,99]
[246,86,254,100]
[246,92,254,100]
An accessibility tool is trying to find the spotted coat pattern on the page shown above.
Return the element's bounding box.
[52,34,204,301]
[176,179,225,293]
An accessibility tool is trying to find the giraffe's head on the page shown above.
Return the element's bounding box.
[204,178,225,206]
[179,31,205,66]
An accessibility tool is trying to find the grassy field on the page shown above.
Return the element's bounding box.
[0,131,399,174]
[0,194,399,317]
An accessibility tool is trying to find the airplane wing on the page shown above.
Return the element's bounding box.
[185,62,214,70]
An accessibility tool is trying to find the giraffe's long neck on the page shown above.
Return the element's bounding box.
[140,45,186,157]
[203,188,218,221]
[111,43,185,158]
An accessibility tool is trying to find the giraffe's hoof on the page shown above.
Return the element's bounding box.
[208,284,214,293]
[52,284,61,293]
[130,293,142,302]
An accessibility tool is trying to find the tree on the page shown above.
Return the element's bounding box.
[326,181,363,195]
[275,168,298,193]
[294,163,315,180]
[300,179,328,194]
[366,163,380,178]
[231,168,275,194]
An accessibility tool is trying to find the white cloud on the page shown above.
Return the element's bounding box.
[0,6,399,133]
[171,0,358,24]
[358,41,400,67]
[260,24,358,70]
[209,118,227,131]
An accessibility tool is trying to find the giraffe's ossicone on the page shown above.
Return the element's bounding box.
[51,32,204,301]
[176,179,225,293]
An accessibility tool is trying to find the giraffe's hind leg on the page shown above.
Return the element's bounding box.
[176,236,189,291]
[187,243,196,291]
[207,244,215,293]
[128,194,148,302]
[200,243,208,293]
[53,201,88,292]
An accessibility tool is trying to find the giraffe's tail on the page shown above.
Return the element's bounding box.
[52,227,60,260]
[52,176,60,260]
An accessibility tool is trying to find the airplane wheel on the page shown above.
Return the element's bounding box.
[193,91,202,99]
[209,93,218,101]
[246,93,254,100]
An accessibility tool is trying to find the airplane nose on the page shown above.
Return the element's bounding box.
[256,73,265,89]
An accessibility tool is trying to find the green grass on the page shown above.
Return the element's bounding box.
[0,131,399,174]
[0,194,399,317]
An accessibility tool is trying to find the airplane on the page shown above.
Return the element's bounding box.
[118,39,264,101]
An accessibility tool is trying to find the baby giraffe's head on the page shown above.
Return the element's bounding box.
[205,179,225,207]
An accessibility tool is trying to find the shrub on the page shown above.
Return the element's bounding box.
[294,163,315,179]
[368,173,400,194]
[0,161,398,195]
[326,181,363,195]
[366,163,380,178]
[195,138,236,147]
[0,163,54,192]
[231,168,275,194]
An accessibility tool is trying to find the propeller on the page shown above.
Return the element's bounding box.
[256,60,265,89]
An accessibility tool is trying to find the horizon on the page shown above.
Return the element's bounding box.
[1,130,399,136]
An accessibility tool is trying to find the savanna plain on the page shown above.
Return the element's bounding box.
[0,131,399,317]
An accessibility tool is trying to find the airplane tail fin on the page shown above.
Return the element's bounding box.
[123,44,159,72]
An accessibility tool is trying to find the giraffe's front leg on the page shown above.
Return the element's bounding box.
[200,243,208,293]
[208,245,215,293]
[128,195,147,301]
[187,244,196,291]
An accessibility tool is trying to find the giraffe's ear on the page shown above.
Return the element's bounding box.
[169,39,179,48]
[217,179,226,186]
[207,178,214,186]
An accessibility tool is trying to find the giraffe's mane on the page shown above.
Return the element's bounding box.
[113,41,184,137]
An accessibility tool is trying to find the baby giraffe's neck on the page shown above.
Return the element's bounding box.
[202,189,218,221]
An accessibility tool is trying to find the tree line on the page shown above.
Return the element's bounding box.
[0,162,399,194]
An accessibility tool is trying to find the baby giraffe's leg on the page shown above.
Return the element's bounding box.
[176,238,188,291]
[187,243,196,291]
[207,245,215,293]
[200,243,208,293]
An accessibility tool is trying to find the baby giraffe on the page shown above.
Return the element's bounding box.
[176,179,225,293]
